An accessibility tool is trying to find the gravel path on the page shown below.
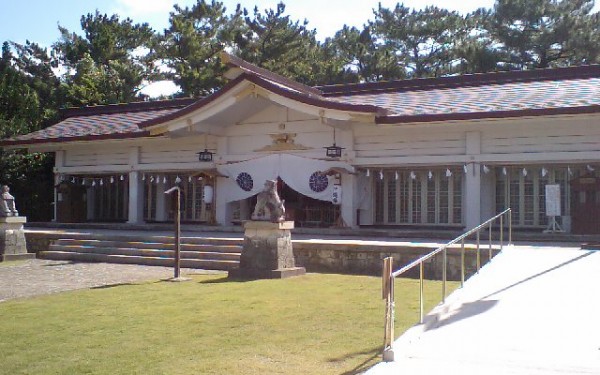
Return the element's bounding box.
[0,259,224,302]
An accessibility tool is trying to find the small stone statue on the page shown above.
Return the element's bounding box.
[252,180,286,223]
[0,185,18,217]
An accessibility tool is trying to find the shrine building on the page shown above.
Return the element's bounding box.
[3,53,600,234]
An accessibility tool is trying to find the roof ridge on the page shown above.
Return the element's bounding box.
[60,98,198,119]
[318,64,600,96]
[221,52,324,97]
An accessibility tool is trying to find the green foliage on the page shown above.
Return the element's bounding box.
[372,4,471,78]
[324,25,404,83]
[490,0,600,68]
[235,2,324,85]
[54,11,159,105]
[0,43,55,221]
[159,0,243,96]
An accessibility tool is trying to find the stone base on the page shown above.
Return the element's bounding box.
[230,220,304,280]
[0,252,35,262]
[228,266,306,280]
[0,216,28,260]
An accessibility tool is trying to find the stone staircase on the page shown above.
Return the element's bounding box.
[34,233,242,271]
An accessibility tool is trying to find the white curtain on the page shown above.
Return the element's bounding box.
[217,154,354,203]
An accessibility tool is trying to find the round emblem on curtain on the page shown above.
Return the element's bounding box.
[236,172,254,192]
[309,172,329,192]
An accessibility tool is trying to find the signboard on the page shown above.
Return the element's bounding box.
[332,185,342,205]
[545,184,561,217]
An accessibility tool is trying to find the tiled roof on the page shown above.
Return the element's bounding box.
[4,56,600,147]
[0,99,196,146]
[334,77,600,118]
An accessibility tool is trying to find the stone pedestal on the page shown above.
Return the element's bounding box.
[0,216,33,262]
[228,221,305,279]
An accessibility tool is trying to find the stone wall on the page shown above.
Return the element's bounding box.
[24,232,55,254]
[293,242,501,280]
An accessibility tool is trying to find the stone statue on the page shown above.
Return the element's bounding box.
[0,185,18,217]
[251,180,286,223]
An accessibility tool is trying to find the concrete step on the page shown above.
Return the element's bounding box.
[48,244,241,261]
[51,239,242,253]
[46,234,243,246]
[38,251,239,270]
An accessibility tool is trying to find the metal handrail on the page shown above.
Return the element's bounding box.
[382,208,512,362]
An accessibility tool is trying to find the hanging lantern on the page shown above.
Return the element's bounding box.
[198,133,214,162]
[463,165,468,173]
[446,168,452,177]
[395,171,399,180]
[81,178,86,186]
[502,167,507,176]
[587,164,595,172]
[100,178,104,186]
[366,169,370,177]
[482,165,490,174]
[203,185,214,203]
[568,166,573,176]
[379,170,384,180]
[92,180,96,187]
[120,175,124,181]
[188,175,192,183]
[522,168,528,177]
[325,126,344,158]
[541,168,548,177]
[163,176,167,184]
[410,171,416,180]
[197,149,214,162]
[110,176,115,184]
[175,176,182,184]
[428,171,433,180]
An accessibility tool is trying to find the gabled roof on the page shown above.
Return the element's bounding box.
[4,54,600,148]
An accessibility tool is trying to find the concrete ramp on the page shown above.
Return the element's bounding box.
[368,245,600,375]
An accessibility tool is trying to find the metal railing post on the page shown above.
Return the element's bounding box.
[442,247,447,302]
[500,214,504,250]
[509,209,512,245]
[419,262,424,324]
[488,222,493,261]
[460,238,465,287]
[476,229,481,272]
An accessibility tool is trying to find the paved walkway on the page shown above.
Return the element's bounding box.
[0,259,222,302]
[367,245,600,374]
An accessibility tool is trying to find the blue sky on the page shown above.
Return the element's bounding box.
[1,0,505,47]
[3,0,596,97]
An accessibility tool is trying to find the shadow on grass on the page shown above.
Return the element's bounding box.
[90,282,140,290]
[328,346,380,375]
[197,276,251,284]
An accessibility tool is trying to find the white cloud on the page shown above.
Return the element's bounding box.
[139,80,180,98]
[112,0,175,16]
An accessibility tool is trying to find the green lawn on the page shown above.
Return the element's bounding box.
[0,273,458,375]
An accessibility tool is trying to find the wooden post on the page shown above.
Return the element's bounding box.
[165,186,182,280]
